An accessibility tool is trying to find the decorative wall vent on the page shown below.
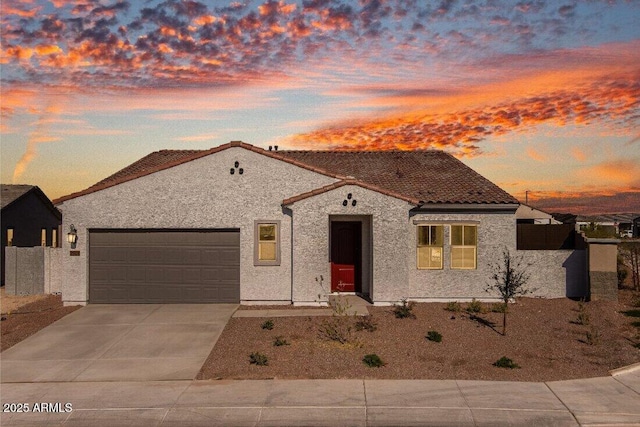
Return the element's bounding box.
[230,161,243,175]
[342,193,357,207]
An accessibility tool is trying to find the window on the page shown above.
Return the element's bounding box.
[451,225,477,269]
[7,228,14,246]
[52,228,58,248]
[254,221,281,266]
[41,228,47,246]
[417,225,444,269]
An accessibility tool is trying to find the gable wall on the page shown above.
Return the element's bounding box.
[290,185,411,303]
[57,147,337,304]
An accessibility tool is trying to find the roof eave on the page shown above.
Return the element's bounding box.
[412,203,520,213]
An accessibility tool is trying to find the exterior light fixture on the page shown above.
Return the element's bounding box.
[230,168,235,174]
[234,161,239,168]
[352,200,357,207]
[67,224,78,249]
[342,200,348,206]
[347,193,352,199]
[239,168,244,174]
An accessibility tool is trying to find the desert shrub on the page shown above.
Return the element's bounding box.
[490,302,508,313]
[445,301,462,312]
[249,352,268,366]
[273,336,289,346]
[465,298,485,314]
[318,297,357,344]
[393,298,416,319]
[576,301,590,325]
[586,327,600,345]
[493,356,520,369]
[362,353,385,367]
[261,319,274,330]
[425,330,443,342]
[355,316,377,332]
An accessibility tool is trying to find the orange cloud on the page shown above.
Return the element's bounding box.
[576,160,640,186]
[526,147,547,162]
[570,146,587,162]
[284,42,639,156]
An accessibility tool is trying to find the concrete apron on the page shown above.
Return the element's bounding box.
[1,374,639,426]
[0,303,238,383]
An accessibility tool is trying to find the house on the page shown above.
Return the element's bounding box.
[515,204,561,224]
[53,141,579,306]
[1,185,62,285]
[577,213,639,237]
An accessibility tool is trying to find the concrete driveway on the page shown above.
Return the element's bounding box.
[0,304,237,382]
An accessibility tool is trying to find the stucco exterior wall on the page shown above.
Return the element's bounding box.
[407,212,517,301]
[588,241,619,301]
[57,147,337,304]
[44,248,63,294]
[290,185,411,304]
[518,249,587,298]
[4,247,45,295]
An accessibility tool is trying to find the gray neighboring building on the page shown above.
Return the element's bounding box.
[1,185,62,285]
[53,141,581,306]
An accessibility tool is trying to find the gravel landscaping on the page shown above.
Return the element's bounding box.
[199,290,640,382]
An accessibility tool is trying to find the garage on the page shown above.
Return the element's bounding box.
[89,229,240,303]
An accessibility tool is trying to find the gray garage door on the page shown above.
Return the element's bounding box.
[89,230,240,303]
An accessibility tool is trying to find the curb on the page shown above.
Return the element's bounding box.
[610,362,640,376]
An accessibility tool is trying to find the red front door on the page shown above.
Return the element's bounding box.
[330,222,361,292]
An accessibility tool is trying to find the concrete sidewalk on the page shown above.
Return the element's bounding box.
[2,371,639,426]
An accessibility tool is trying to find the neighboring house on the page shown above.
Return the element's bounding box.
[577,213,639,237]
[1,184,62,285]
[54,141,578,306]
[516,204,561,224]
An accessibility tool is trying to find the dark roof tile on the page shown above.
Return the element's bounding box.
[53,142,517,205]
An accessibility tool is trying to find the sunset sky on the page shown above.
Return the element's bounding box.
[1,0,639,214]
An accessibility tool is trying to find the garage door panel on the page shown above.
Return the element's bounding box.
[89,230,240,303]
[127,266,146,283]
[126,247,148,263]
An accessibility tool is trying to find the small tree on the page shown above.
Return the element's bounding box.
[486,248,534,335]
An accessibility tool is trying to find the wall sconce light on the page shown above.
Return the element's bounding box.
[234,161,239,168]
[239,168,244,174]
[67,224,78,249]
[230,168,235,174]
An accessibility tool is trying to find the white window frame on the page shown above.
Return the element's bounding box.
[450,224,477,270]
[416,225,444,269]
[254,220,281,266]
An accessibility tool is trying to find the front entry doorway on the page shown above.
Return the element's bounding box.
[330,221,362,293]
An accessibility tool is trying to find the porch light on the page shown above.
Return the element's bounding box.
[67,224,78,248]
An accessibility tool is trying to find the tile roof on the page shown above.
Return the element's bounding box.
[1,184,35,209]
[278,150,517,205]
[53,141,518,205]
